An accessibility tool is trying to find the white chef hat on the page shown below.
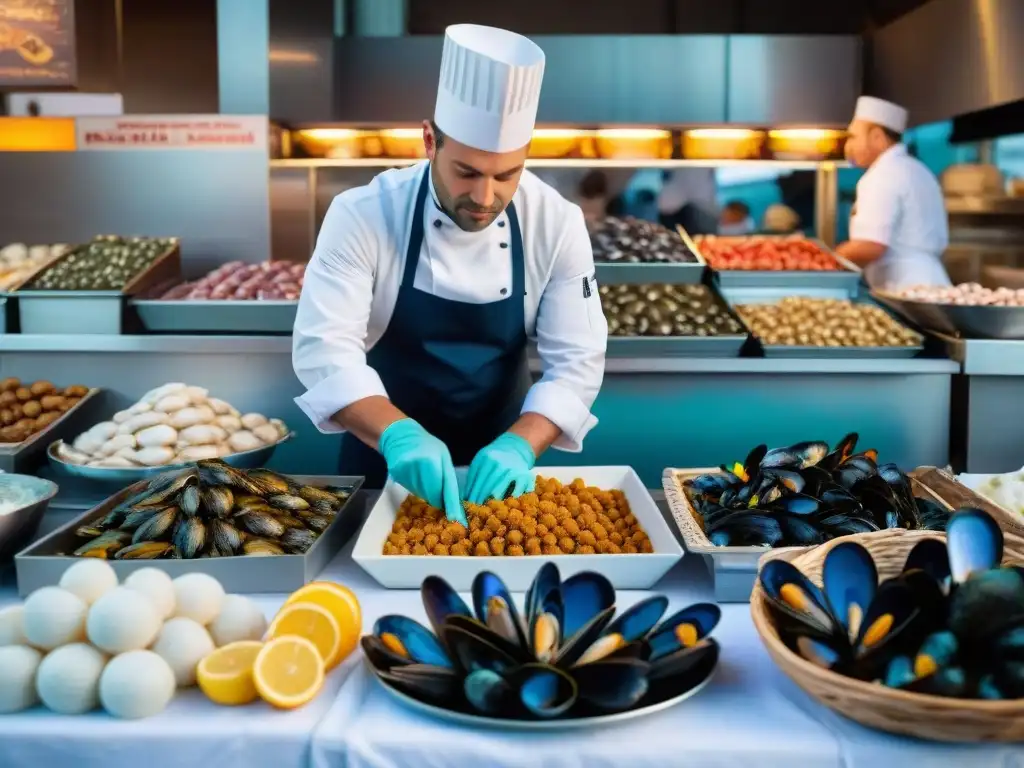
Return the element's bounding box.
[434,24,545,154]
[853,96,909,134]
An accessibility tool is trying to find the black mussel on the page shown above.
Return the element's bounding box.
[717,466,746,485]
[759,560,835,638]
[823,542,877,644]
[851,579,925,661]
[994,626,1024,662]
[915,498,952,531]
[820,486,858,506]
[743,444,769,478]
[422,575,473,639]
[708,512,784,547]
[571,657,650,712]
[471,572,525,648]
[512,664,578,718]
[819,432,859,472]
[648,637,719,683]
[776,515,825,545]
[443,614,532,664]
[647,603,721,661]
[948,569,1024,642]
[761,441,829,470]
[979,661,1024,699]
[442,624,518,675]
[902,538,951,593]
[179,484,201,517]
[896,569,948,626]
[946,507,1003,584]
[770,493,821,516]
[687,473,736,495]
[553,605,617,668]
[748,476,783,508]
[837,462,875,491]
[902,666,968,698]
[380,664,461,705]
[718,487,738,508]
[877,463,919,523]
[844,451,879,471]
[529,587,565,664]
[699,503,733,530]
[734,483,755,506]
[463,668,513,715]
[560,571,615,639]
[525,562,560,628]
[573,597,668,667]
[817,514,880,536]
[361,634,412,670]
[799,465,835,496]
[374,615,453,668]
[762,468,806,495]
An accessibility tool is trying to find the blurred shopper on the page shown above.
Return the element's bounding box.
[762,203,801,234]
[837,96,951,289]
[578,170,610,224]
[718,201,756,235]
[657,169,719,235]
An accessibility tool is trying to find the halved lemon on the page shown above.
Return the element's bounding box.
[283,582,361,667]
[253,635,324,710]
[197,640,263,706]
[266,601,342,668]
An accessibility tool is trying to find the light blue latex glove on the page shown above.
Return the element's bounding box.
[379,419,465,525]
[463,432,537,506]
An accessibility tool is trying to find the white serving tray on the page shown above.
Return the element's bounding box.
[352,466,683,591]
[956,464,1024,518]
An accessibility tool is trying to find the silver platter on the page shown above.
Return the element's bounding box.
[873,290,1024,340]
[367,661,716,731]
[45,432,294,483]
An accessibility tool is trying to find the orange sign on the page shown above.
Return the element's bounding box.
[75,116,268,151]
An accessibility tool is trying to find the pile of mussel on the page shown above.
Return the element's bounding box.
[760,508,1024,700]
[69,460,353,559]
[589,216,699,264]
[684,433,951,547]
[363,564,720,720]
[600,283,746,338]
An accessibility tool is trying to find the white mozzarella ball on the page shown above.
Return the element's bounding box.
[21,586,88,650]
[36,643,108,714]
[58,559,119,605]
[87,587,162,654]
[99,651,176,719]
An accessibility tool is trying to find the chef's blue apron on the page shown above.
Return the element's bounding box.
[338,166,532,488]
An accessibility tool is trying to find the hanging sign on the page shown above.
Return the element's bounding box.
[75,115,269,151]
[0,0,76,87]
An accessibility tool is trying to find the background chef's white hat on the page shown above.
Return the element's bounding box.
[853,96,909,134]
[434,24,545,153]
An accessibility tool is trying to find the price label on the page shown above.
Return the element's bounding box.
[75,115,268,151]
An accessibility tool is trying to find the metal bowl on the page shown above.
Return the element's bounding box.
[44,432,295,484]
[0,473,59,559]
[873,290,1024,340]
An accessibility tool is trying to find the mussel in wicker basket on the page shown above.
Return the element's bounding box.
[759,508,1024,699]
[684,433,951,547]
[363,563,720,720]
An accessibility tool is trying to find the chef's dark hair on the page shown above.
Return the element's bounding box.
[876,125,903,144]
[430,119,446,149]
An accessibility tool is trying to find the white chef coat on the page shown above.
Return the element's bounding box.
[850,144,952,290]
[292,161,608,452]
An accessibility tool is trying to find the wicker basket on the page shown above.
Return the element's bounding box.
[750,527,1024,742]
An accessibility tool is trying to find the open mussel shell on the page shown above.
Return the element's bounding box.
[422,575,472,638]
[822,542,877,643]
[373,615,453,668]
[511,663,577,718]
[443,614,533,664]
[759,559,835,638]
[528,577,565,663]
[761,441,828,470]
[648,636,720,687]
[600,596,669,647]
[361,634,413,671]
[647,603,721,662]
[553,605,616,667]
[463,668,514,715]
[946,507,1003,584]
[708,512,784,547]
[571,657,650,712]
[902,538,951,593]
[379,664,461,706]
[471,571,526,648]
[560,571,616,638]
[525,561,561,627]
[442,624,518,675]
[849,579,926,665]
[949,568,1024,642]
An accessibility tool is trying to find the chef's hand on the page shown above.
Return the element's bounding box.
[463,433,537,506]
[379,418,465,525]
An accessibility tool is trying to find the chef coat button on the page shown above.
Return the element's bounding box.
[499,242,508,249]
[498,221,506,228]
[500,288,508,295]
[433,219,443,228]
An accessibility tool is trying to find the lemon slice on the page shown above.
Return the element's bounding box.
[267,601,342,668]
[253,636,324,710]
[283,582,361,667]
[197,640,263,706]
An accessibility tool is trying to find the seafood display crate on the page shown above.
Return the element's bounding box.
[130,299,299,334]
[594,262,706,285]
[14,473,365,596]
[605,334,747,358]
[353,466,683,590]
[872,289,1024,340]
[15,242,181,335]
[662,466,952,603]
[697,237,863,294]
[721,288,925,360]
[0,388,105,474]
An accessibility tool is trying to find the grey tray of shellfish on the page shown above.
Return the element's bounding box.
[590,216,706,286]
[601,283,749,357]
[721,288,925,359]
[14,462,365,596]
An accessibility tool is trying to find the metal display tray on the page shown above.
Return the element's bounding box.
[872,290,1024,340]
[595,262,706,285]
[16,243,181,335]
[606,335,746,358]
[14,474,366,596]
[131,299,299,334]
[723,288,925,360]
[0,388,105,474]
[695,237,863,294]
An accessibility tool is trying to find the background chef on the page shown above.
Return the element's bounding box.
[836,96,951,290]
[292,24,608,524]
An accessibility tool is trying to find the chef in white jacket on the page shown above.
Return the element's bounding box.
[292,24,608,523]
[837,96,952,290]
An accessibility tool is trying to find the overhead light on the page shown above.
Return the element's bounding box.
[297,128,366,141]
[685,129,761,139]
[768,129,845,139]
[269,49,319,64]
[595,128,671,139]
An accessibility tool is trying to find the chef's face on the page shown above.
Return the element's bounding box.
[844,119,888,169]
[424,120,528,232]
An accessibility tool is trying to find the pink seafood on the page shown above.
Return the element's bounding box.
[893,282,1024,307]
[158,260,307,301]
